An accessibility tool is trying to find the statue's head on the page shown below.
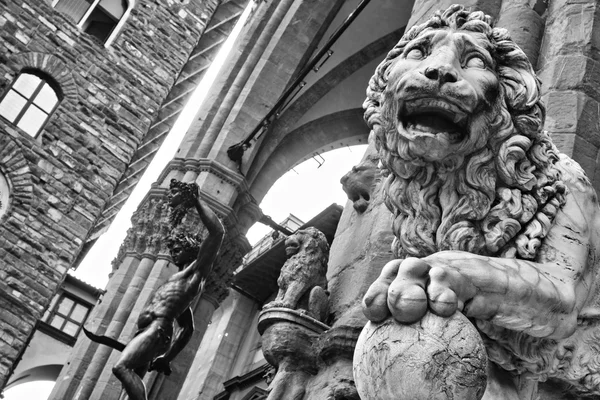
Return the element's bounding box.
[364,5,566,259]
[167,231,202,268]
[284,227,329,261]
[365,4,544,166]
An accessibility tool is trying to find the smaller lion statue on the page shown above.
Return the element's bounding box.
[265,227,330,322]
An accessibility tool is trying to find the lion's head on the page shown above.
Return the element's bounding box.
[364,5,566,259]
[340,154,382,214]
[285,227,329,265]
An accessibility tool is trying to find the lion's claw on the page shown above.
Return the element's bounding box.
[363,256,473,324]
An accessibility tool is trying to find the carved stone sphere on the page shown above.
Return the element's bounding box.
[353,312,487,400]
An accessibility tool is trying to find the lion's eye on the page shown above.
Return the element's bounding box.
[406,48,425,60]
[465,55,486,69]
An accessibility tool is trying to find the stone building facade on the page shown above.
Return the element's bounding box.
[0,0,249,390]
[37,0,600,399]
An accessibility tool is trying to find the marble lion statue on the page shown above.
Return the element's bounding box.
[360,4,600,398]
[265,227,329,322]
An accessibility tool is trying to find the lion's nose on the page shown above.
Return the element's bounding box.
[340,173,348,185]
[424,65,458,84]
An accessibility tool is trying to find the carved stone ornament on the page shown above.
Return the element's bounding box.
[340,154,381,214]
[354,4,600,399]
[0,170,9,220]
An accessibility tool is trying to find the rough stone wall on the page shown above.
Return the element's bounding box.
[0,0,220,387]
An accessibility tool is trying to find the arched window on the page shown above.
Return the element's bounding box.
[0,71,61,138]
[52,0,132,46]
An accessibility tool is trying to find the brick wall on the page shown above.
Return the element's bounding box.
[0,0,220,387]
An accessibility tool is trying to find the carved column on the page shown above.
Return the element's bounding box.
[496,0,546,68]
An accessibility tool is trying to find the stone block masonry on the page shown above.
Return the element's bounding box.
[0,0,221,388]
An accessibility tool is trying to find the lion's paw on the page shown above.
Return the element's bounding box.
[362,257,473,324]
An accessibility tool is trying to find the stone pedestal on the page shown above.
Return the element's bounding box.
[258,308,329,400]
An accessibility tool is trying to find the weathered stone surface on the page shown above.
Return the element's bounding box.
[354,313,487,400]
[357,4,600,399]
[264,227,329,322]
[340,154,381,214]
[259,308,329,400]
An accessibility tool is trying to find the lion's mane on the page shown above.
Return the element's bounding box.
[363,4,567,261]
[363,4,580,387]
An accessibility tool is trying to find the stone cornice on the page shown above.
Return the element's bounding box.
[158,157,249,195]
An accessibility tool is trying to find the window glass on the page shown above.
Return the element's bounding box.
[35,84,59,113]
[16,106,47,136]
[71,303,89,322]
[99,0,126,19]
[0,91,27,122]
[50,315,65,329]
[57,297,75,315]
[12,74,42,98]
[63,321,79,336]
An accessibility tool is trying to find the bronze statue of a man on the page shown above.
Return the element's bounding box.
[85,180,224,400]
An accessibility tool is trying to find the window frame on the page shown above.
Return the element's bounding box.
[0,70,62,138]
[42,293,93,339]
[51,0,134,47]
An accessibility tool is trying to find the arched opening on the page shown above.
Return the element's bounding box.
[2,364,60,400]
[246,144,368,244]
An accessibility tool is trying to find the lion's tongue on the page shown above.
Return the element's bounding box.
[407,113,458,134]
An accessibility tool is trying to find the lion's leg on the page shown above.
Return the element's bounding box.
[280,282,307,309]
[363,254,579,339]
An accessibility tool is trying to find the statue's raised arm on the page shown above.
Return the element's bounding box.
[84,179,225,400]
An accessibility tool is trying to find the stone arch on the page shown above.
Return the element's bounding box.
[4,364,62,391]
[0,134,33,221]
[248,108,369,203]
[9,52,78,104]
[245,27,405,200]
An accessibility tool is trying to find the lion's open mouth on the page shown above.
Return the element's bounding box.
[399,98,468,143]
[285,241,300,256]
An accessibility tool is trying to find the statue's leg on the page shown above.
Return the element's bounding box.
[113,322,170,400]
